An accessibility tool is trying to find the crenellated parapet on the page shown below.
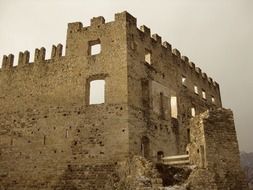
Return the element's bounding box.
[67,11,137,35]
[0,11,220,92]
[34,47,46,62]
[162,41,172,51]
[2,54,14,70]
[140,25,151,36]
[181,55,218,87]
[90,16,105,27]
[18,51,30,66]
[51,44,63,59]
[0,43,64,71]
[132,22,220,96]
[172,49,181,57]
[152,34,162,44]
[135,23,219,91]
[67,22,83,33]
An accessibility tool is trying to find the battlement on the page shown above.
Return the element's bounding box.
[136,24,219,89]
[0,11,220,109]
[67,11,136,34]
[1,54,14,70]
[0,43,64,71]
[0,11,220,91]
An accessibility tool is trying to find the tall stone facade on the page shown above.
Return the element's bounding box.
[0,11,248,189]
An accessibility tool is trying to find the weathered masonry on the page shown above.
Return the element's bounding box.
[0,11,248,190]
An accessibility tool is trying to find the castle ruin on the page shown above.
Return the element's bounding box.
[0,11,248,190]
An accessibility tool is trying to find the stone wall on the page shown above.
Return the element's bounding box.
[0,12,131,190]
[125,12,220,158]
[0,13,129,112]
[187,108,248,189]
[0,105,129,189]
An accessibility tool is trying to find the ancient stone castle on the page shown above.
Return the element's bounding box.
[0,11,248,190]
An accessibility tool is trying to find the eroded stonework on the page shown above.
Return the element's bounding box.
[0,11,248,190]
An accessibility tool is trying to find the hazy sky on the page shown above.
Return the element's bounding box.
[0,0,252,152]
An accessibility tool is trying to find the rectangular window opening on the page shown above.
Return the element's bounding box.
[187,129,190,143]
[145,49,151,64]
[194,85,198,94]
[65,129,69,138]
[191,107,196,117]
[160,92,165,119]
[211,96,215,104]
[89,40,101,55]
[43,135,46,145]
[202,90,206,99]
[182,76,186,86]
[89,79,105,105]
[170,96,178,119]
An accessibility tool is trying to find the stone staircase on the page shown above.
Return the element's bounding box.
[155,155,192,190]
[162,155,190,166]
[136,155,192,190]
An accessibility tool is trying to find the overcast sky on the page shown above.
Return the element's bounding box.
[0,0,252,152]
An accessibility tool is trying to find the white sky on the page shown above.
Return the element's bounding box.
[0,0,252,152]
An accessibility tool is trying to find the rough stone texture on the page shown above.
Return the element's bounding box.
[241,152,253,189]
[0,11,248,189]
[156,163,192,187]
[115,156,164,190]
[187,108,248,189]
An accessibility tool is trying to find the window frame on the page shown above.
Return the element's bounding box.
[88,39,101,56]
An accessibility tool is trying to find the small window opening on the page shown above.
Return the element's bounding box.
[200,145,206,168]
[141,136,150,159]
[160,92,165,119]
[157,151,164,162]
[187,129,190,143]
[145,49,151,64]
[202,90,206,99]
[194,85,198,94]
[89,80,105,105]
[182,76,186,86]
[191,107,196,117]
[43,135,46,145]
[170,96,178,119]
[211,96,215,104]
[89,39,101,55]
[65,129,69,138]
